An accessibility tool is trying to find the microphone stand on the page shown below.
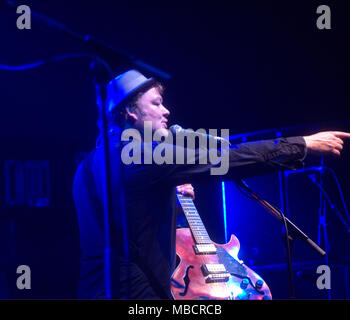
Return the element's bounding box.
[308,174,350,234]
[3,0,171,299]
[315,157,331,299]
[278,170,295,298]
[89,59,117,299]
[235,179,326,299]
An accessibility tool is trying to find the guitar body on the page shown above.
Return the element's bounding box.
[171,228,272,300]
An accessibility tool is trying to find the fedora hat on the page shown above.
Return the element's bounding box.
[106,69,155,113]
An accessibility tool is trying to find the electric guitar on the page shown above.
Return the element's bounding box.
[171,193,272,300]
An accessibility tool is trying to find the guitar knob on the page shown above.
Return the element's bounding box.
[255,279,264,290]
[240,278,249,290]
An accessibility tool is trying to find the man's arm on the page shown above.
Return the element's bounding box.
[303,131,350,157]
[123,131,350,188]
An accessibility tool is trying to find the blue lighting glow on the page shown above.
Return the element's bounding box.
[221,181,228,243]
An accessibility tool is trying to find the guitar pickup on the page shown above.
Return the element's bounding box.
[201,264,227,276]
[193,244,217,255]
[205,273,230,283]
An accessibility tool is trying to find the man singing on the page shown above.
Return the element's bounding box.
[73,69,349,299]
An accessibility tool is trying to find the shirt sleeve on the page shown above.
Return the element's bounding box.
[227,136,307,175]
[122,136,307,188]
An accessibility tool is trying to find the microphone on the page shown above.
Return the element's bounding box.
[284,166,324,177]
[169,124,229,144]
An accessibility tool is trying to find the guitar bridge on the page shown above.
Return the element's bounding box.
[205,273,230,283]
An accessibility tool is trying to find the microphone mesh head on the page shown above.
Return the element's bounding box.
[169,124,182,134]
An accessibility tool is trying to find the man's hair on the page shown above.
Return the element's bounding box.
[98,81,164,130]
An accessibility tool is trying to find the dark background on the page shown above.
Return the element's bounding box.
[0,1,349,299]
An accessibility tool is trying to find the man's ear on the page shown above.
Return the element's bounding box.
[125,106,138,122]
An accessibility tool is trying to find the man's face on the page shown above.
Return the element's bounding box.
[131,86,170,136]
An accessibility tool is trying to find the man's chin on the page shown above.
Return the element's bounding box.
[153,127,170,139]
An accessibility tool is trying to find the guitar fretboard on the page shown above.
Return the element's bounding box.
[177,194,212,244]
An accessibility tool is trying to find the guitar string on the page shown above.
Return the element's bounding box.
[178,194,227,296]
[178,194,211,274]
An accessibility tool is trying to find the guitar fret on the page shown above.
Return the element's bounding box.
[192,234,210,238]
[177,194,212,245]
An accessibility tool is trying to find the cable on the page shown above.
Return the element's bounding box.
[0,53,113,76]
[235,181,257,202]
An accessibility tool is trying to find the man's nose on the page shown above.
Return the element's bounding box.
[162,105,170,117]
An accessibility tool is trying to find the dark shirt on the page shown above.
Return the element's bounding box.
[72,133,307,299]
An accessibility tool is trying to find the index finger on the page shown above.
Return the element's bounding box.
[332,131,350,139]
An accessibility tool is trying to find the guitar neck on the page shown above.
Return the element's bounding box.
[177,194,212,245]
